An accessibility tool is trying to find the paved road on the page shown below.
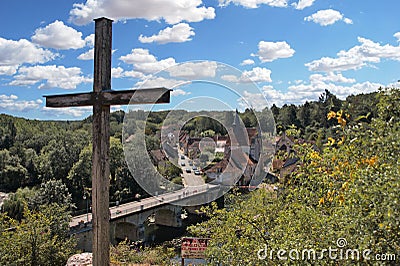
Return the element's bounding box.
[178,151,205,187]
[70,184,215,228]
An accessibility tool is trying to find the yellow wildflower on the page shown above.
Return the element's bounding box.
[327,111,336,120]
[338,194,345,205]
[310,151,321,160]
[327,137,335,146]
[337,116,347,127]
[319,197,325,205]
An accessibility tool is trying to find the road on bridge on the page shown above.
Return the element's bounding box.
[70,184,217,228]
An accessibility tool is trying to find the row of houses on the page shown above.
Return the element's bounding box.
[150,112,303,187]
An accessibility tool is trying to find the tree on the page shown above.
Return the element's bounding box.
[30,179,75,211]
[0,149,28,191]
[67,144,92,203]
[1,187,36,221]
[0,204,76,266]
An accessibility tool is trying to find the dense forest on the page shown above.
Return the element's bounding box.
[1,88,397,265]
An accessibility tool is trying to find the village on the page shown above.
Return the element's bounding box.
[148,110,306,190]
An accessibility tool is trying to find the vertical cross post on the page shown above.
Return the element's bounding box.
[44,17,171,266]
[92,17,112,266]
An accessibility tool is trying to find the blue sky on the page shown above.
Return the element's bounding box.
[1,0,400,120]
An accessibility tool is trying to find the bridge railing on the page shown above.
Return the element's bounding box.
[70,184,217,228]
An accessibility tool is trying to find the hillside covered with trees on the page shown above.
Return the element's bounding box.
[0,88,398,265]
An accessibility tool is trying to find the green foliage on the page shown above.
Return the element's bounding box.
[1,187,36,220]
[30,179,75,211]
[110,239,175,265]
[0,204,76,266]
[189,88,400,265]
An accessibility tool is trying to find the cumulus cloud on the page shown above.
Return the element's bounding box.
[309,73,356,84]
[77,34,96,60]
[305,36,400,72]
[240,59,255,66]
[77,48,94,60]
[238,90,268,111]
[167,61,218,79]
[139,23,195,44]
[10,65,91,89]
[0,38,56,75]
[119,48,176,74]
[134,76,188,89]
[238,70,384,108]
[252,41,295,62]
[218,0,288,9]
[31,20,86,49]
[69,0,215,25]
[42,106,92,118]
[170,88,191,96]
[304,9,353,26]
[222,67,272,83]
[111,67,144,79]
[261,78,383,107]
[0,94,43,112]
[291,0,316,10]
[0,66,19,76]
[394,32,400,42]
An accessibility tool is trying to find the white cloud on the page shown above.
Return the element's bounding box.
[261,79,383,107]
[304,9,352,26]
[343,18,353,25]
[309,73,356,84]
[394,32,400,42]
[85,34,95,46]
[31,20,86,49]
[0,38,56,75]
[123,70,145,79]
[292,0,316,10]
[306,36,400,72]
[119,48,176,74]
[242,67,272,82]
[10,65,91,89]
[252,41,295,62]
[77,48,94,60]
[139,23,195,44]
[219,0,288,9]
[112,67,124,78]
[134,76,188,89]
[42,106,91,118]
[0,94,43,112]
[69,0,215,25]
[223,67,272,83]
[240,59,255,65]
[238,90,266,110]
[0,66,18,76]
[170,88,191,96]
[167,61,218,78]
[77,34,95,60]
[111,67,144,79]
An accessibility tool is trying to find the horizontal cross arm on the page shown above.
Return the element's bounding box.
[44,88,171,108]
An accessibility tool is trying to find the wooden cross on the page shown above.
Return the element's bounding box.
[44,17,170,266]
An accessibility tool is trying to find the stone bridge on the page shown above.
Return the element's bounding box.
[70,184,222,251]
